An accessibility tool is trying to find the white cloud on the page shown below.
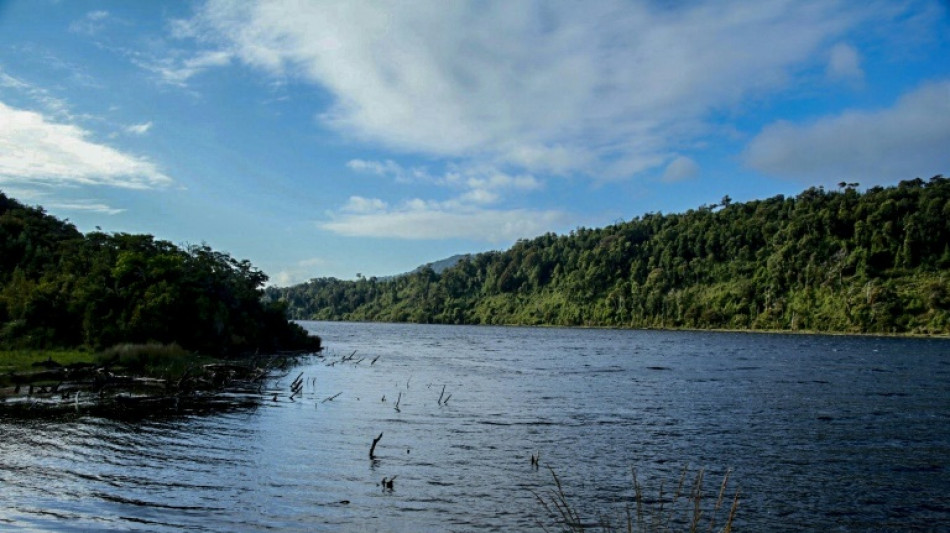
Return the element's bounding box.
[177,0,910,179]
[320,202,568,242]
[272,257,330,286]
[125,121,153,135]
[46,200,126,215]
[826,43,863,81]
[743,80,950,185]
[0,100,173,189]
[348,158,543,207]
[141,50,233,87]
[342,196,388,213]
[69,10,110,36]
[0,189,124,216]
[661,156,700,183]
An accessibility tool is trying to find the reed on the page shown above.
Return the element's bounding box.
[534,465,739,533]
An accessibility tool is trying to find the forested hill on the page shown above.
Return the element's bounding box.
[0,191,319,354]
[267,177,950,335]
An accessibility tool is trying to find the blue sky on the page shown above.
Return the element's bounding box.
[1,1,948,284]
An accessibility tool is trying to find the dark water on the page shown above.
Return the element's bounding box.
[2,322,949,531]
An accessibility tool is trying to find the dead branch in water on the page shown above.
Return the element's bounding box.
[289,372,304,400]
[370,432,383,459]
[321,392,342,403]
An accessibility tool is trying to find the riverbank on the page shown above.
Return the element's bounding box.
[0,344,321,412]
[299,317,950,340]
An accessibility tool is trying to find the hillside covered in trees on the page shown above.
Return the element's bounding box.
[267,177,950,335]
[0,191,319,355]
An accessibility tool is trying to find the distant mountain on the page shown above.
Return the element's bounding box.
[419,254,471,275]
[374,254,472,281]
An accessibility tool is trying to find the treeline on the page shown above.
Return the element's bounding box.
[267,177,950,335]
[0,191,319,355]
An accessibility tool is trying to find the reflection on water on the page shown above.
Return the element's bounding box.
[2,322,949,531]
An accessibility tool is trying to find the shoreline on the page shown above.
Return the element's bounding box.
[298,318,950,340]
[0,349,321,413]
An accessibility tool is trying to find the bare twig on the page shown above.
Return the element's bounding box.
[369,432,383,460]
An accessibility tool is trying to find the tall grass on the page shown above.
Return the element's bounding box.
[96,343,208,379]
[534,465,739,533]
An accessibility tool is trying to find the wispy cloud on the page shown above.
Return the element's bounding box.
[125,121,153,135]
[175,0,919,181]
[45,200,126,215]
[0,188,125,216]
[334,158,558,240]
[69,10,110,36]
[743,80,950,185]
[0,67,74,119]
[135,50,233,87]
[320,201,568,242]
[348,158,542,206]
[0,100,172,190]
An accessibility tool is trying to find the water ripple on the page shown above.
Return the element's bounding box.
[2,323,948,531]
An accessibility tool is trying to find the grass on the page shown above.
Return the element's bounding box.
[534,465,739,533]
[0,344,217,387]
[0,348,97,380]
[96,342,215,379]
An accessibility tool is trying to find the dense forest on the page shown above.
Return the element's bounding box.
[0,191,319,355]
[267,177,950,335]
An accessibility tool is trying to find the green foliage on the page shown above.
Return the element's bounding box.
[0,191,320,355]
[0,349,95,374]
[267,176,950,335]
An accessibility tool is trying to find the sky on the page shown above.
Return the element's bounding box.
[0,1,948,284]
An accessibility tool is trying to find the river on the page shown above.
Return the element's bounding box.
[2,322,948,531]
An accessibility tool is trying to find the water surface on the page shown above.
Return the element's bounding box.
[2,322,948,531]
